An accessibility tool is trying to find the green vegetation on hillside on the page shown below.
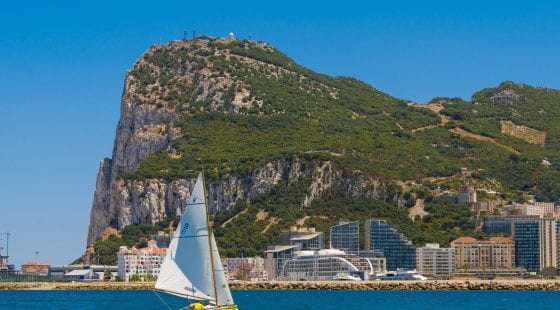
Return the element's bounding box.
[122,43,560,220]
[441,82,560,201]
[91,219,175,265]
[214,179,479,256]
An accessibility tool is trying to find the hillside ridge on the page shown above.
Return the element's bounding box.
[85,36,560,262]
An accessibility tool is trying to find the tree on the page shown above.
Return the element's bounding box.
[103,269,113,281]
[130,274,141,282]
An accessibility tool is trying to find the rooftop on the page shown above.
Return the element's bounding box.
[451,236,513,245]
[290,233,321,241]
[64,269,94,276]
[22,261,49,266]
[265,245,298,253]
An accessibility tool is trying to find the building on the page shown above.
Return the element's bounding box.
[223,256,266,281]
[513,219,560,272]
[21,262,50,276]
[290,233,324,251]
[355,250,387,273]
[481,215,540,235]
[457,185,477,205]
[330,221,360,252]
[64,269,98,281]
[515,203,556,218]
[451,237,515,269]
[117,240,166,282]
[264,245,298,280]
[280,227,324,250]
[416,244,455,276]
[365,219,416,270]
[49,265,118,281]
[0,255,8,271]
[280,249,376,281]
[0,248,10,271]
[472,200,503,214]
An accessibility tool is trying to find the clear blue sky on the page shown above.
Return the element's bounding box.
[1,0,559,267]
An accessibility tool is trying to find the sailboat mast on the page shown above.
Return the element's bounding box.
[201,166,219,306]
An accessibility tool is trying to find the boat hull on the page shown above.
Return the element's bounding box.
[184,305,238,310]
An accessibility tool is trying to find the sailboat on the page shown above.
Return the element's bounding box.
[156,172,238,310]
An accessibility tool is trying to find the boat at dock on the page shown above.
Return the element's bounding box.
[373,269,428,281]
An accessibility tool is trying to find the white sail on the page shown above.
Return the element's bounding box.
[210,231,234,305]
[156,173,234,306]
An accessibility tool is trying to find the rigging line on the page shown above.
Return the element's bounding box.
[152,290,173,310]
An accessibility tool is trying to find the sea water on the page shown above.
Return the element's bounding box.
[0,290,559,309]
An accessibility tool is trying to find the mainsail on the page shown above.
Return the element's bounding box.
[156,173,234,306]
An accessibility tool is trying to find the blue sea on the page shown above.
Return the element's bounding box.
[1,290,559,309]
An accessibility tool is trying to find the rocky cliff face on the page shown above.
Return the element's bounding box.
[87,73,179,244]
[88,154,395,245]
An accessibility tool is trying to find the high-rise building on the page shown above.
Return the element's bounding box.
[330,221,359,252]
[451,237,515,269]
[416,244,455,276]
[481,215,540,235]
[365,219,416,270]
[513,219,560,272]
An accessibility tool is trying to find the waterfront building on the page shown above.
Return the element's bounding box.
[64,269,98,281]
[21,262,50,276]
[49,265,118,280]
[280,249,376,281]
[416,244,455,276]
[280,227,324,250]
[0,251,9,271]
[365,219,416,270]
[117,240,166,282]
[290,233,323,251]
[513,219,560,272]
[223,256,266,280]
[264,245,298,280]
[330,221,360,252]
[355,250,387,273]
[458,185,477,205]
[451,237,515,269]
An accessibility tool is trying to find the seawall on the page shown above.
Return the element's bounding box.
[2,280,560,291]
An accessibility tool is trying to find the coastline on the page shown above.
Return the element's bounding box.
[2,279,560,291]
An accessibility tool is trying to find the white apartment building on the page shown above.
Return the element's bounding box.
[416,243,455,276]
[517,202,556,218]
[117,240,166,282]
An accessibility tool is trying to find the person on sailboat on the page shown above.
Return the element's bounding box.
[188,301,205,310]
